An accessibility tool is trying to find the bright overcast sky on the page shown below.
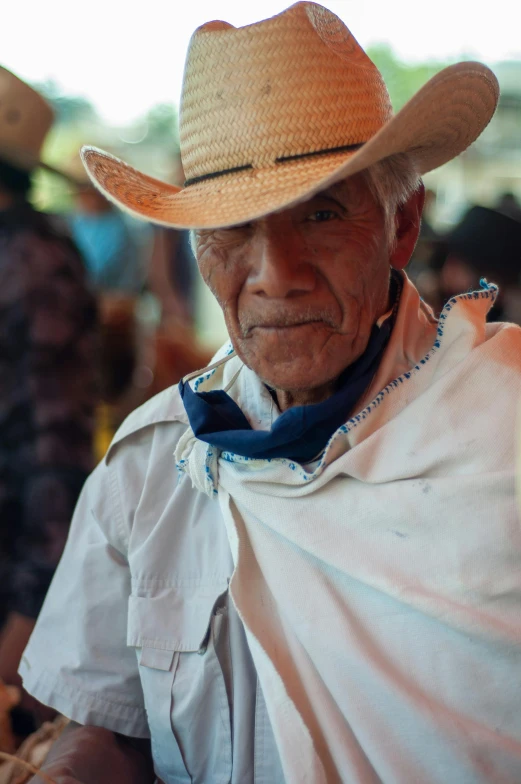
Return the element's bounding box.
[5,0,521,125]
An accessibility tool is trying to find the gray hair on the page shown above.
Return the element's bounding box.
[189,227,198,257]
[361,153,421,248]
[189,153,421,257]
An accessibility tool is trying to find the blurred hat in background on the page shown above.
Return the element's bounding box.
[0,65,74,181]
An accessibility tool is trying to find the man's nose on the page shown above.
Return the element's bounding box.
[247,230,316,299]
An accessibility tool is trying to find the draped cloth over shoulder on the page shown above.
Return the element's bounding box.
[177,276,521,782]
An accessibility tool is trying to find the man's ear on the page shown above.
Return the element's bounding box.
[389,182,425,271]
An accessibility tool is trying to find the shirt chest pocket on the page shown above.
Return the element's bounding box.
[128,584,232,784]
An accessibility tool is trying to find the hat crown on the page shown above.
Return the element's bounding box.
[0,67,53,170]
[179,2,393,181]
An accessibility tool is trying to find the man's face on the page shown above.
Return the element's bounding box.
[196,173,392,397]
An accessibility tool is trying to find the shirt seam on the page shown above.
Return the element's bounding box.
[131,576,230,588]
[21,660,144,711]
[108,463,129,555]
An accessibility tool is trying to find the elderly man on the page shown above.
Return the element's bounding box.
[23,3,521,783]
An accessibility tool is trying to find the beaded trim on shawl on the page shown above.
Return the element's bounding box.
[176,278,497,495]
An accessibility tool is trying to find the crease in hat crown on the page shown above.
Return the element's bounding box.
[179,1,393,183]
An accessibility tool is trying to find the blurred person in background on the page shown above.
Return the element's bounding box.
[438,205,521,322]
[0,67,98,733]
[495,190,521,222]
[68,152,210,450]
[148,154,198,328]
[67,152,211,457]
[68,153,149,296]
[67,154,152,456]
[133,153,212,422]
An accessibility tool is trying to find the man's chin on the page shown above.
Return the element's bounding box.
[233,339,350,398]
[258,365,340,396]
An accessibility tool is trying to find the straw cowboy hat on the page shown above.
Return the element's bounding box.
[0,65,73,180]
[81,1,499,230]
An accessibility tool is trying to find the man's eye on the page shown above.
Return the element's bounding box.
[226,222,253,231]
[308,209,337,222]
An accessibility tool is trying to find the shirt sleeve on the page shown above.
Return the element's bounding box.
[19,457,149,738]
[10,232,99,619]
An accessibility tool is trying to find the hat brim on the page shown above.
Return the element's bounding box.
[81,61,498,230]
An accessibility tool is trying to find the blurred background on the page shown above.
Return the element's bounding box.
[3,0,521,446]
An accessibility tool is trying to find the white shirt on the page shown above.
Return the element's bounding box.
[20,385,287,783]
[21,275,521,783]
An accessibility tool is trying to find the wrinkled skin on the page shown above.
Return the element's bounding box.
[196,173,423,410]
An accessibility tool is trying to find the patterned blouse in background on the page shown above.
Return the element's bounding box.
[0,201,98,622]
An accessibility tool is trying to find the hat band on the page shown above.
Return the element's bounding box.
[183,142,365,186]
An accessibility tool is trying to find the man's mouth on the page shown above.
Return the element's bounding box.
[244,319,332,336]
[241,311,338,335]
[254,319,323,329]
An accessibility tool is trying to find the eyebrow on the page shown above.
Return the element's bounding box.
[311,192,349,215]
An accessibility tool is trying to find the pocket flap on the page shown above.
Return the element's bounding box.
[139,647,176,670]
[127,583,227,652]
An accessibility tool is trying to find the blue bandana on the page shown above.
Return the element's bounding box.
[179,314,394,464]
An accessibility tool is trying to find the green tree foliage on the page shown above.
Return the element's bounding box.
[367,45,450,111]
[34,80,97,125]
[145,103,179,146]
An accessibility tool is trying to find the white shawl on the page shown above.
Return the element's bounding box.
[177,277,521,783]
